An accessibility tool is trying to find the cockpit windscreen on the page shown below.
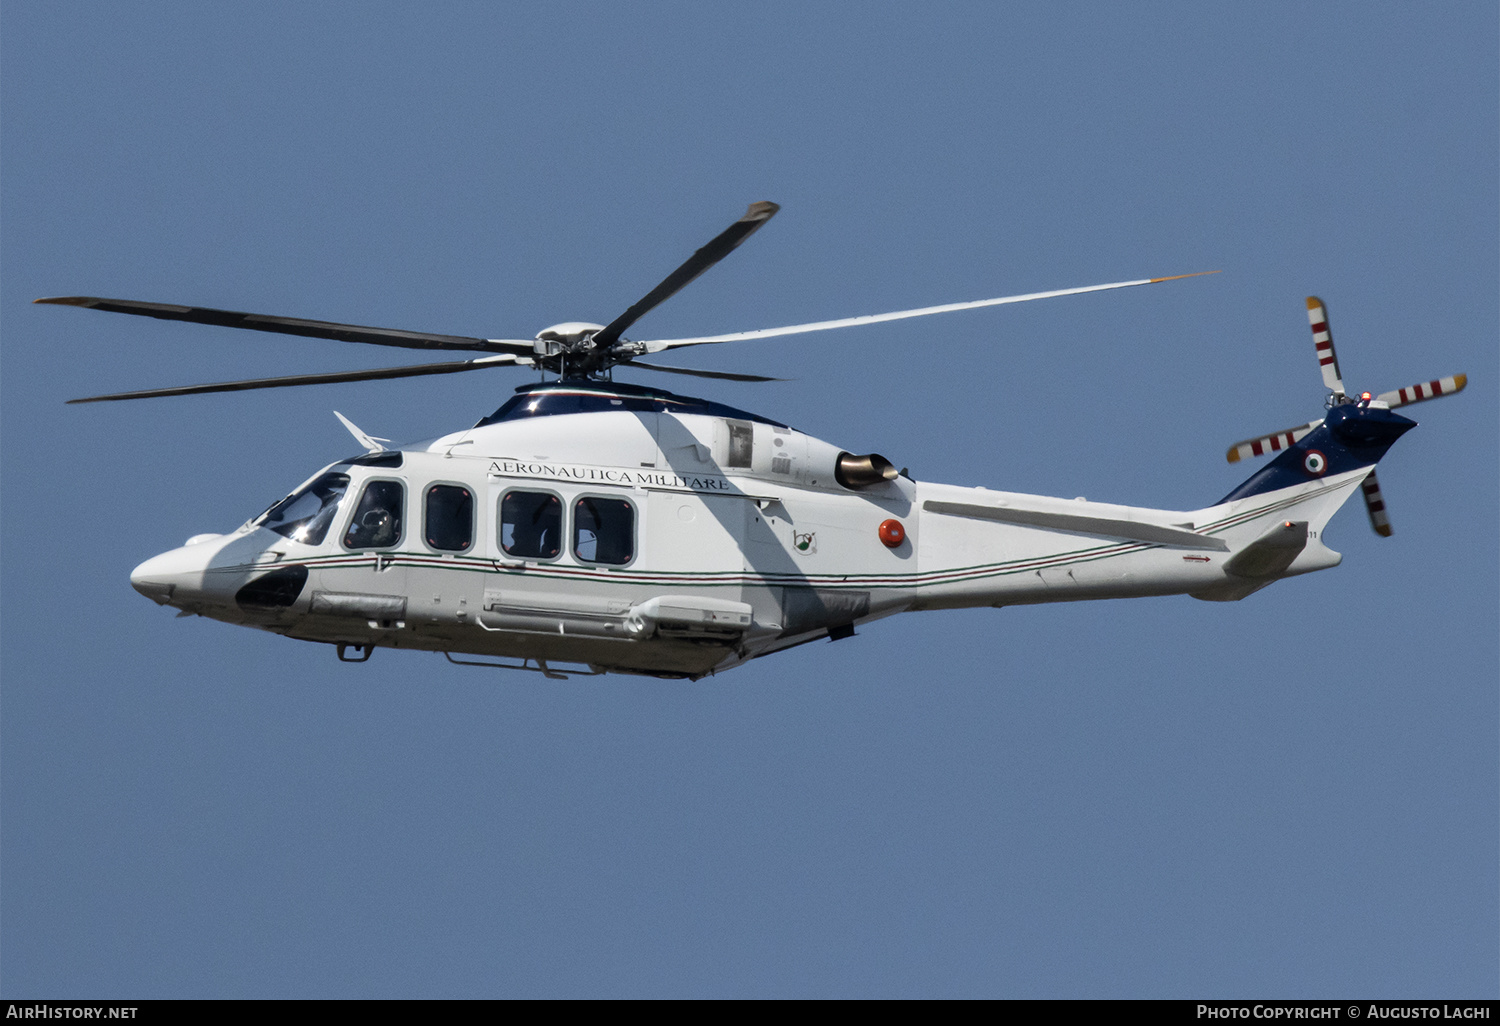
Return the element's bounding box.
[257,472,350,546]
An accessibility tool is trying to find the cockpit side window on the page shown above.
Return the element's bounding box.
[500,490,561,559]
[573,496,634,566]
[343,479,405,550]
[258,472,350,546]
[425,484,474,552]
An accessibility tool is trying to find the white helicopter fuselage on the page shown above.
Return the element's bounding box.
[130,381,1367,679]
[48,206,1456,679]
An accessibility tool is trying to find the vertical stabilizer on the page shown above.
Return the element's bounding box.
[1217,402,1415,505]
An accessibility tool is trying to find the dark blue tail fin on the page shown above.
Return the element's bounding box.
[1218,403,1416,504]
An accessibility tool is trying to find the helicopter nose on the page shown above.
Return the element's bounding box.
[130,545,209,605]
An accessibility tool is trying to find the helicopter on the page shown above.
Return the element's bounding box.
[40,202,1468,679]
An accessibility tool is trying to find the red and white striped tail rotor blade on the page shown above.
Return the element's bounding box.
[1361,469,1392,537]
[1306,296,1345,397]
[1376,373,1468,409]
[1226,419,1323,463]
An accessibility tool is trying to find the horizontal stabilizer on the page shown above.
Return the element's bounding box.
[1223,520,1308,578]
[922,500,1227,550]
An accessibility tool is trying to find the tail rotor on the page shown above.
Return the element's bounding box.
[1225,296,1467,536]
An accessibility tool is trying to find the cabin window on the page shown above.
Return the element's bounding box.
[424,484,474,552]
[259,472,350,546]
[573,496,634,565]
[500,490,562,559]
[343,479,404,549]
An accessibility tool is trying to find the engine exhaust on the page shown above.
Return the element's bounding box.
[835,451,899,490]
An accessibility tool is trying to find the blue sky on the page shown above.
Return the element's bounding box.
[3,2,1495,998]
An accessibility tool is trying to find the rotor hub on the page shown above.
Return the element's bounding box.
[534,322,605,347]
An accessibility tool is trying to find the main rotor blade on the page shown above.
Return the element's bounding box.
[642,271,1219,352]
[627,361,784,383]
[66,354,525,403]
[591,201,780,350]
[1305,296,1345,397]
[35,296,534,356]
[1376,373,1467,409]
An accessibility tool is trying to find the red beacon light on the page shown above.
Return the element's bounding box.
[878,519,906,548]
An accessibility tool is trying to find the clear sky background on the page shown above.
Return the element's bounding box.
[3,1,1495,999]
